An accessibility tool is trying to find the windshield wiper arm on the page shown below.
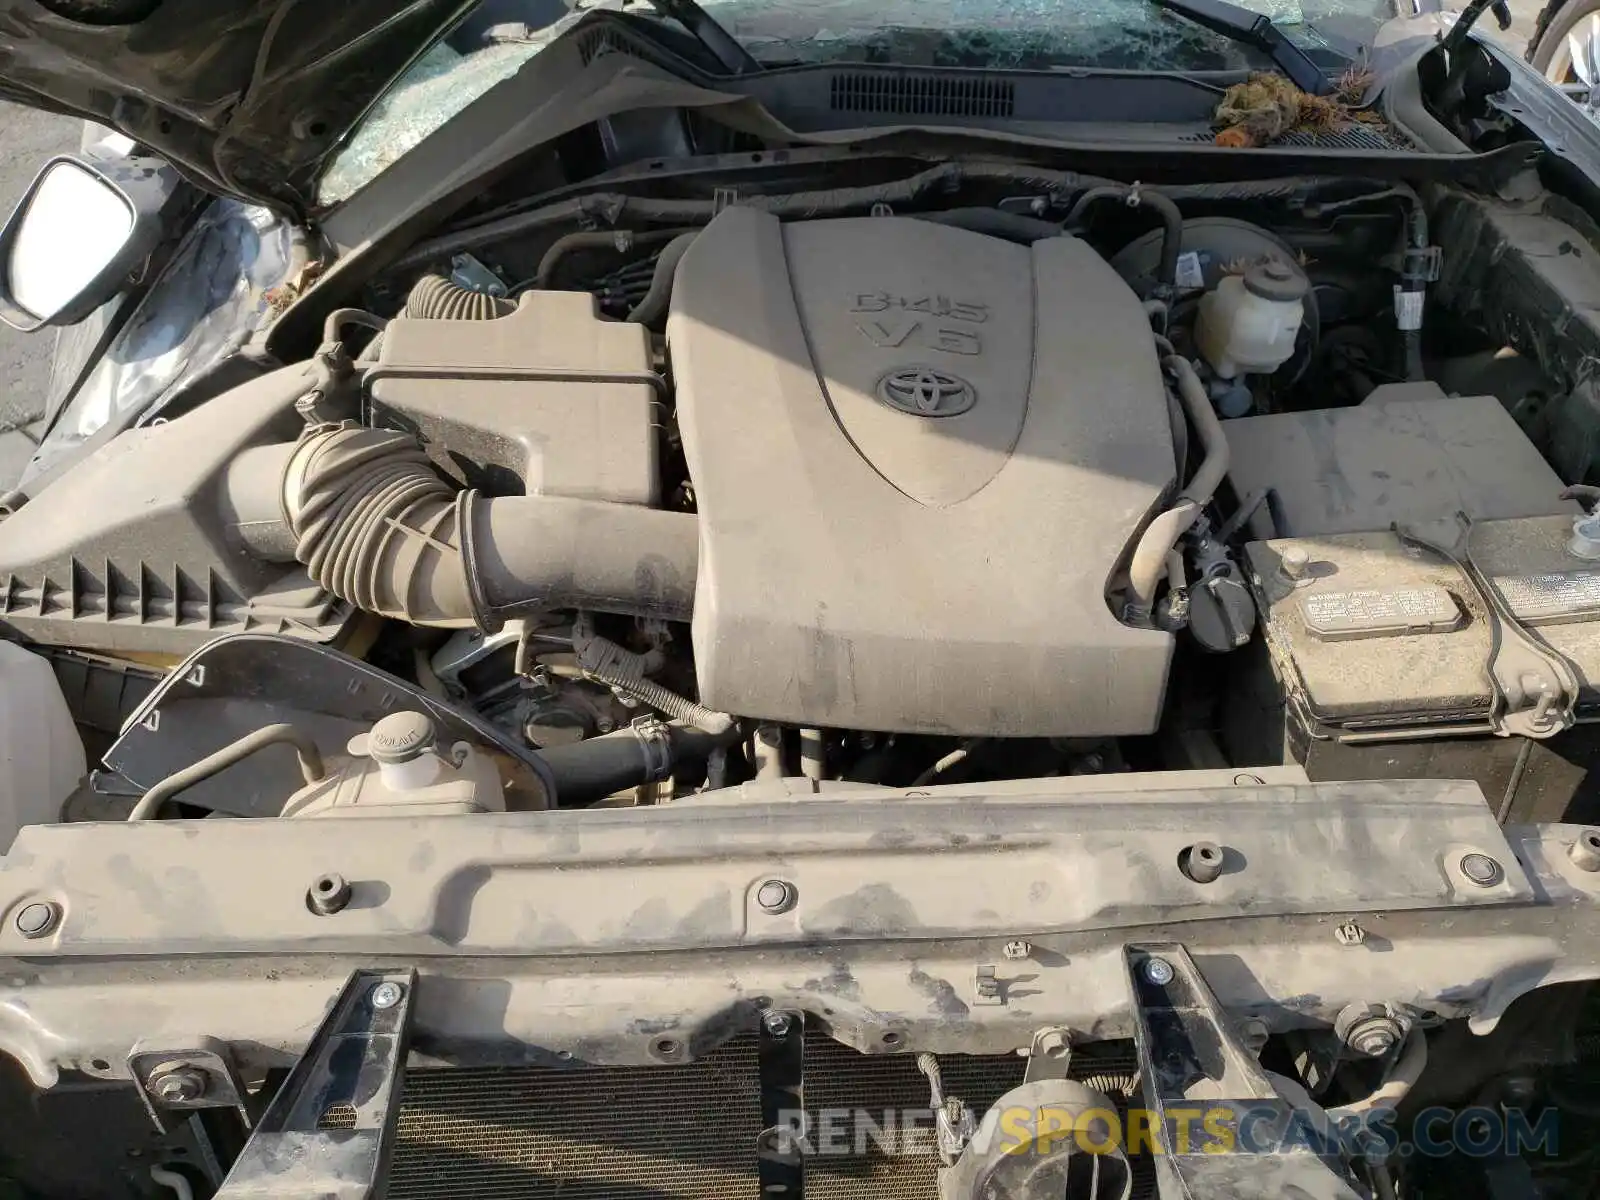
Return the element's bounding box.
[647,0,761,74]
[1150,0,1331,95]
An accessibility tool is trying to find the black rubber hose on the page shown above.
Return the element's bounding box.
[1401,193,1430,382]
[627,231,700,326]
[397,164,1118,271]
[909,207,1065,243]
[322,308,387,344]
[1315,184,1430,382]
[405,274,515,320]
[531,227,696,291]
[1066,185,1184,287]
[538,724,737,807]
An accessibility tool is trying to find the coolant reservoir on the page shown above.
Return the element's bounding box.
[0,642,85,851]
[280,711,505,818]
[1195,259,1308,379]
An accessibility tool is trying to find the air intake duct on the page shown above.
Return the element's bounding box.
[277,425,697,627]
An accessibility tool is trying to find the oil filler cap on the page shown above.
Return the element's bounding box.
[367,711,437,765]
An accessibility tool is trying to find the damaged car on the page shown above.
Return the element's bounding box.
[0,0,1598,1198]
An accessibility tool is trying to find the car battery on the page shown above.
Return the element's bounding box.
[1229,513,1600,824]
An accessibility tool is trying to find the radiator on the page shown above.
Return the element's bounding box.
[364,1031,1146,1200]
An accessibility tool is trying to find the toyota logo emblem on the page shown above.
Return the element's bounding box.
[876,367,977,418]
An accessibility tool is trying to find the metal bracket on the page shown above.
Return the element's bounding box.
[130,1037,254,1134]
[213,969,416,1200]
[1397,513,1579,739]
[1405,244,1444,284]
[1021,1027,1074,1082]
[1126,945,1366,1200]
[449,252,508,298]
[757,1010,803,1200]
[973,964,1006,1006]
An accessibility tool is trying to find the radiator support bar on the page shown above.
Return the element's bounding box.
[214,969,416,1200]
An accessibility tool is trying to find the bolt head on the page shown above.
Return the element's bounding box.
[762,1011,794,1039]
[1460,853,1504,887]
[1036,1030,1071,1059]
[1345,1016,1404,1057]
[14,902,58,938]
[370,981,404,1010]
[1143,957,1175,986]
[1335,920,1367,946]
[756,879,796,915]
[150,1067,206,1104]
[1239,1018,1270,1053]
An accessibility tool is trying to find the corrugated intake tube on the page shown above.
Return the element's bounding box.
[404,274,516,320]
[282,425,698,626]
[285,426,477,625]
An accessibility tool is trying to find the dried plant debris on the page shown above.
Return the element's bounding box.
[1213,67,1382,148]
[265,260,325,316]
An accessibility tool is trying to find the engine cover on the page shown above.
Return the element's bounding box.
[668,209,1175,736]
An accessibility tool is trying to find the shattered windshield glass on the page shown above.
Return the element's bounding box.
[694,0,1344,70]
[320,0,1371,205]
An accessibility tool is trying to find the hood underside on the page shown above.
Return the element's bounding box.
[0,0,473,212]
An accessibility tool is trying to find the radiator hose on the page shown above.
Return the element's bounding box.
[539,722,737,806]
[282,424,698,627]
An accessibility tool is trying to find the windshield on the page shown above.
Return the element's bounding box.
[695,0,1353,68]
[319,0,1375,206]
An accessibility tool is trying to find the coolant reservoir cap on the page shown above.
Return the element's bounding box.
[368,711,436,765]
[1243,259,1308,302]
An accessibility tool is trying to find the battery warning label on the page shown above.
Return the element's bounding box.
[1299,586,1462,640]
[1493,571,1600,624]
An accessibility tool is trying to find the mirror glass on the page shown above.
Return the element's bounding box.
[7,161,134,322]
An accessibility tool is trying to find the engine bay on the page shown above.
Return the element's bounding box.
[6,40,1600,1200]
[5,159,1600,820]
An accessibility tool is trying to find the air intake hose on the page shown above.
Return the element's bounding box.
[404,274,516,321]
[283,425,698,627]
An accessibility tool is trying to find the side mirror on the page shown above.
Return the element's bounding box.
[0,156,162,331]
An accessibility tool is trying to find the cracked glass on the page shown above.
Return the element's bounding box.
[319,0,1370,206]
[695,0,1335,70]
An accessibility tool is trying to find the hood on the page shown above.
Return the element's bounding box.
[0,0,475,214]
